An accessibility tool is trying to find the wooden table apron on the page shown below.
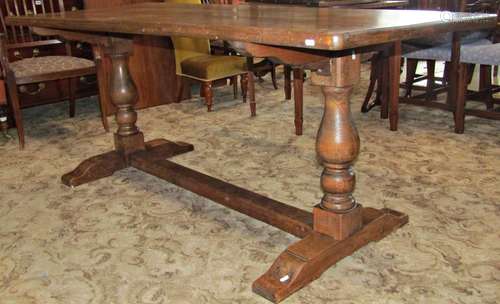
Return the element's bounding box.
[6,4,495,303]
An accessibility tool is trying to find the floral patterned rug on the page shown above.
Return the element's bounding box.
[0,67,499,304]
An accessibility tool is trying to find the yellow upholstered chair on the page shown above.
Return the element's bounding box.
[166,0,254,114]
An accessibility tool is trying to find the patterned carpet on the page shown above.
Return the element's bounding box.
[0,66,499,304]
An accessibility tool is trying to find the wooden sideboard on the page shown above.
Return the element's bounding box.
[84,0,182,114]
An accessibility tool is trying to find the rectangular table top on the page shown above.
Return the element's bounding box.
[6,3,497,51]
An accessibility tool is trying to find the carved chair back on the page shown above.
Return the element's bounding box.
[0,0,75,75]
[0,0,69,44]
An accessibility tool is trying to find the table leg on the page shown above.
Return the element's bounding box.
[252,56,408,303]
[62,40,194,187]
[284,65,292,100]
[62,42,407,303]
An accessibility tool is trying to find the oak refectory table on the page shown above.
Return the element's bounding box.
[7,4,496,303]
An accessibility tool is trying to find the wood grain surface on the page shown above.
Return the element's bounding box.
[6,3,496,51]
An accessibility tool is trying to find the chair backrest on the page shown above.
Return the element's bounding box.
[164,0,210,74]
[0,0,68,45]
[465,0,499,13]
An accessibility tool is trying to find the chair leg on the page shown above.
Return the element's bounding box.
[443,62,451,86]
[466,64,475,85]
[388,41,401,132]
[494,66,498,78]
[454,63,467,134]
[284,65,292,100]
[241,74,248,103]
[248,72,256,117]
[96,93,110,132]
[293,68,304,136]
[380,55,389,120]
[176,76,185,103]
[480,65,494,110]
[68,78,76,118]
[405,58,418,97]
[361,54,380,113]
[232,76,238,99]
[426,60,436,101]
[94,58,110,132]
[202,81,213,112]
[271,65,278,90]
[6,76,24,149]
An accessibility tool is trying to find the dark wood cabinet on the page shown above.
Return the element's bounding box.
[84,0,182,114]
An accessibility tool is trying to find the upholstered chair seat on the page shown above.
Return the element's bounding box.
[167,0,254,114]
[460,41,500,65]
[10,56,95,79]
[403,39,493,61]
[405,30,491,48]
[180,55,246,81]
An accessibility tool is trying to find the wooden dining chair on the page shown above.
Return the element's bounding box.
[167,0,254,114]
[0,0,108,149]
[382,0,500,133]
[402,0,497,101]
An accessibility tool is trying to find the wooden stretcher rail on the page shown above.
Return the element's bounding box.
[131,154,314,238]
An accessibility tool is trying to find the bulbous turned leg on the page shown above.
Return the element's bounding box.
[62,40,145,187]
[311,56,362,240]
[109,50,145,155]
[253,55,408,303]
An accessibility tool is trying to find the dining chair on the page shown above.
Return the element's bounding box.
[399,0,499,132]
[362,0,463,113]
[454,42,500,132]
[363,0,498,132]
[403,0,497,99]
[167,0,255,115]
[0,0,108,149]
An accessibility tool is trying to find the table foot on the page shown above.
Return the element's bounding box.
[62,139,194,188]
[253,207,408,303]
[62,150,127,187]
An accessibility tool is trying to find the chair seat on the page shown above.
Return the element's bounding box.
[403,39,493,62]
[180,55,246,81]
[461,42,500,66]
[10,56,95,79]
[405,31,490,48]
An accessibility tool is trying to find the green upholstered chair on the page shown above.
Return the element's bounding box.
[166,0,253,113]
